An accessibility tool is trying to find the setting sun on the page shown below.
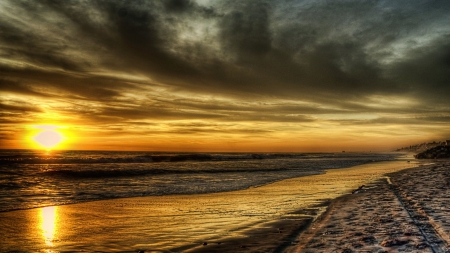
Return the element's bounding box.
[30,125,67,150]
[34,130,63,149]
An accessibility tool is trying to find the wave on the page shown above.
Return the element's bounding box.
[0,153,304,164]
[0,151,397,213]
[40,166,303,179]
[0,152,392,165]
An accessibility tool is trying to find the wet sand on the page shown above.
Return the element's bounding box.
[286,161,450,253]
[0,160,419,252]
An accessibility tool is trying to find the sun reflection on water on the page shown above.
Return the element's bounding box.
[40,206,58,247]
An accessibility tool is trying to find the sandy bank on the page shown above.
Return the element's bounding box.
[286,161,450,253]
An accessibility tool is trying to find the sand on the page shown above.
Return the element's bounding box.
[0,160,427,252]
[285,161,450,253]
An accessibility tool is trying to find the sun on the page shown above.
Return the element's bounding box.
[34,130,63,149]
[31,125,66,150]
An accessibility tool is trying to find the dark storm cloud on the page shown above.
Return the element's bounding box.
[219,1,272,59]
[390,35,450,104]
[1,65,137,100]
[0,5,93,72]
[0,102,43,113]
[0,0,449,125]
[0,78,46,97]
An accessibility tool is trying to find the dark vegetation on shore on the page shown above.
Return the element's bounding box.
[396,140,448,153]
[396,139,450,159]
[415,145,450,159]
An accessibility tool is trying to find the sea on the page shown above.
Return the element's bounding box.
[0,149,397,213]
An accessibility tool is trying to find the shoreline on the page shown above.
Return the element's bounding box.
[0,152,403,214]
[0,155,406,214]
[0,160,422,252]
[0,169,324,214]
[188,159,424,253]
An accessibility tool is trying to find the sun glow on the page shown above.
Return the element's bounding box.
[30,125,67,150]
[40,206,58,246]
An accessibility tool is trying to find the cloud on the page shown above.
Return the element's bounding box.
[389,35,450,105]
[1,0,449,150]
[0,101,43,114]
[1,0,449,102]
[0,65,138,100]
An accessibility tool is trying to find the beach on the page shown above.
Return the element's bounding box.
[0,159,424,252]
[2,1,450,252]
[286,161,450,253]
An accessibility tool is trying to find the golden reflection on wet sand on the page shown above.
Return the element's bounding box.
[40,206,58,247]
[0,160,420,252]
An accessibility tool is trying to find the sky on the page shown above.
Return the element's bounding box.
[1,0,449,152]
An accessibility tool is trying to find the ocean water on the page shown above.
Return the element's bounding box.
[0,149,396,212]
